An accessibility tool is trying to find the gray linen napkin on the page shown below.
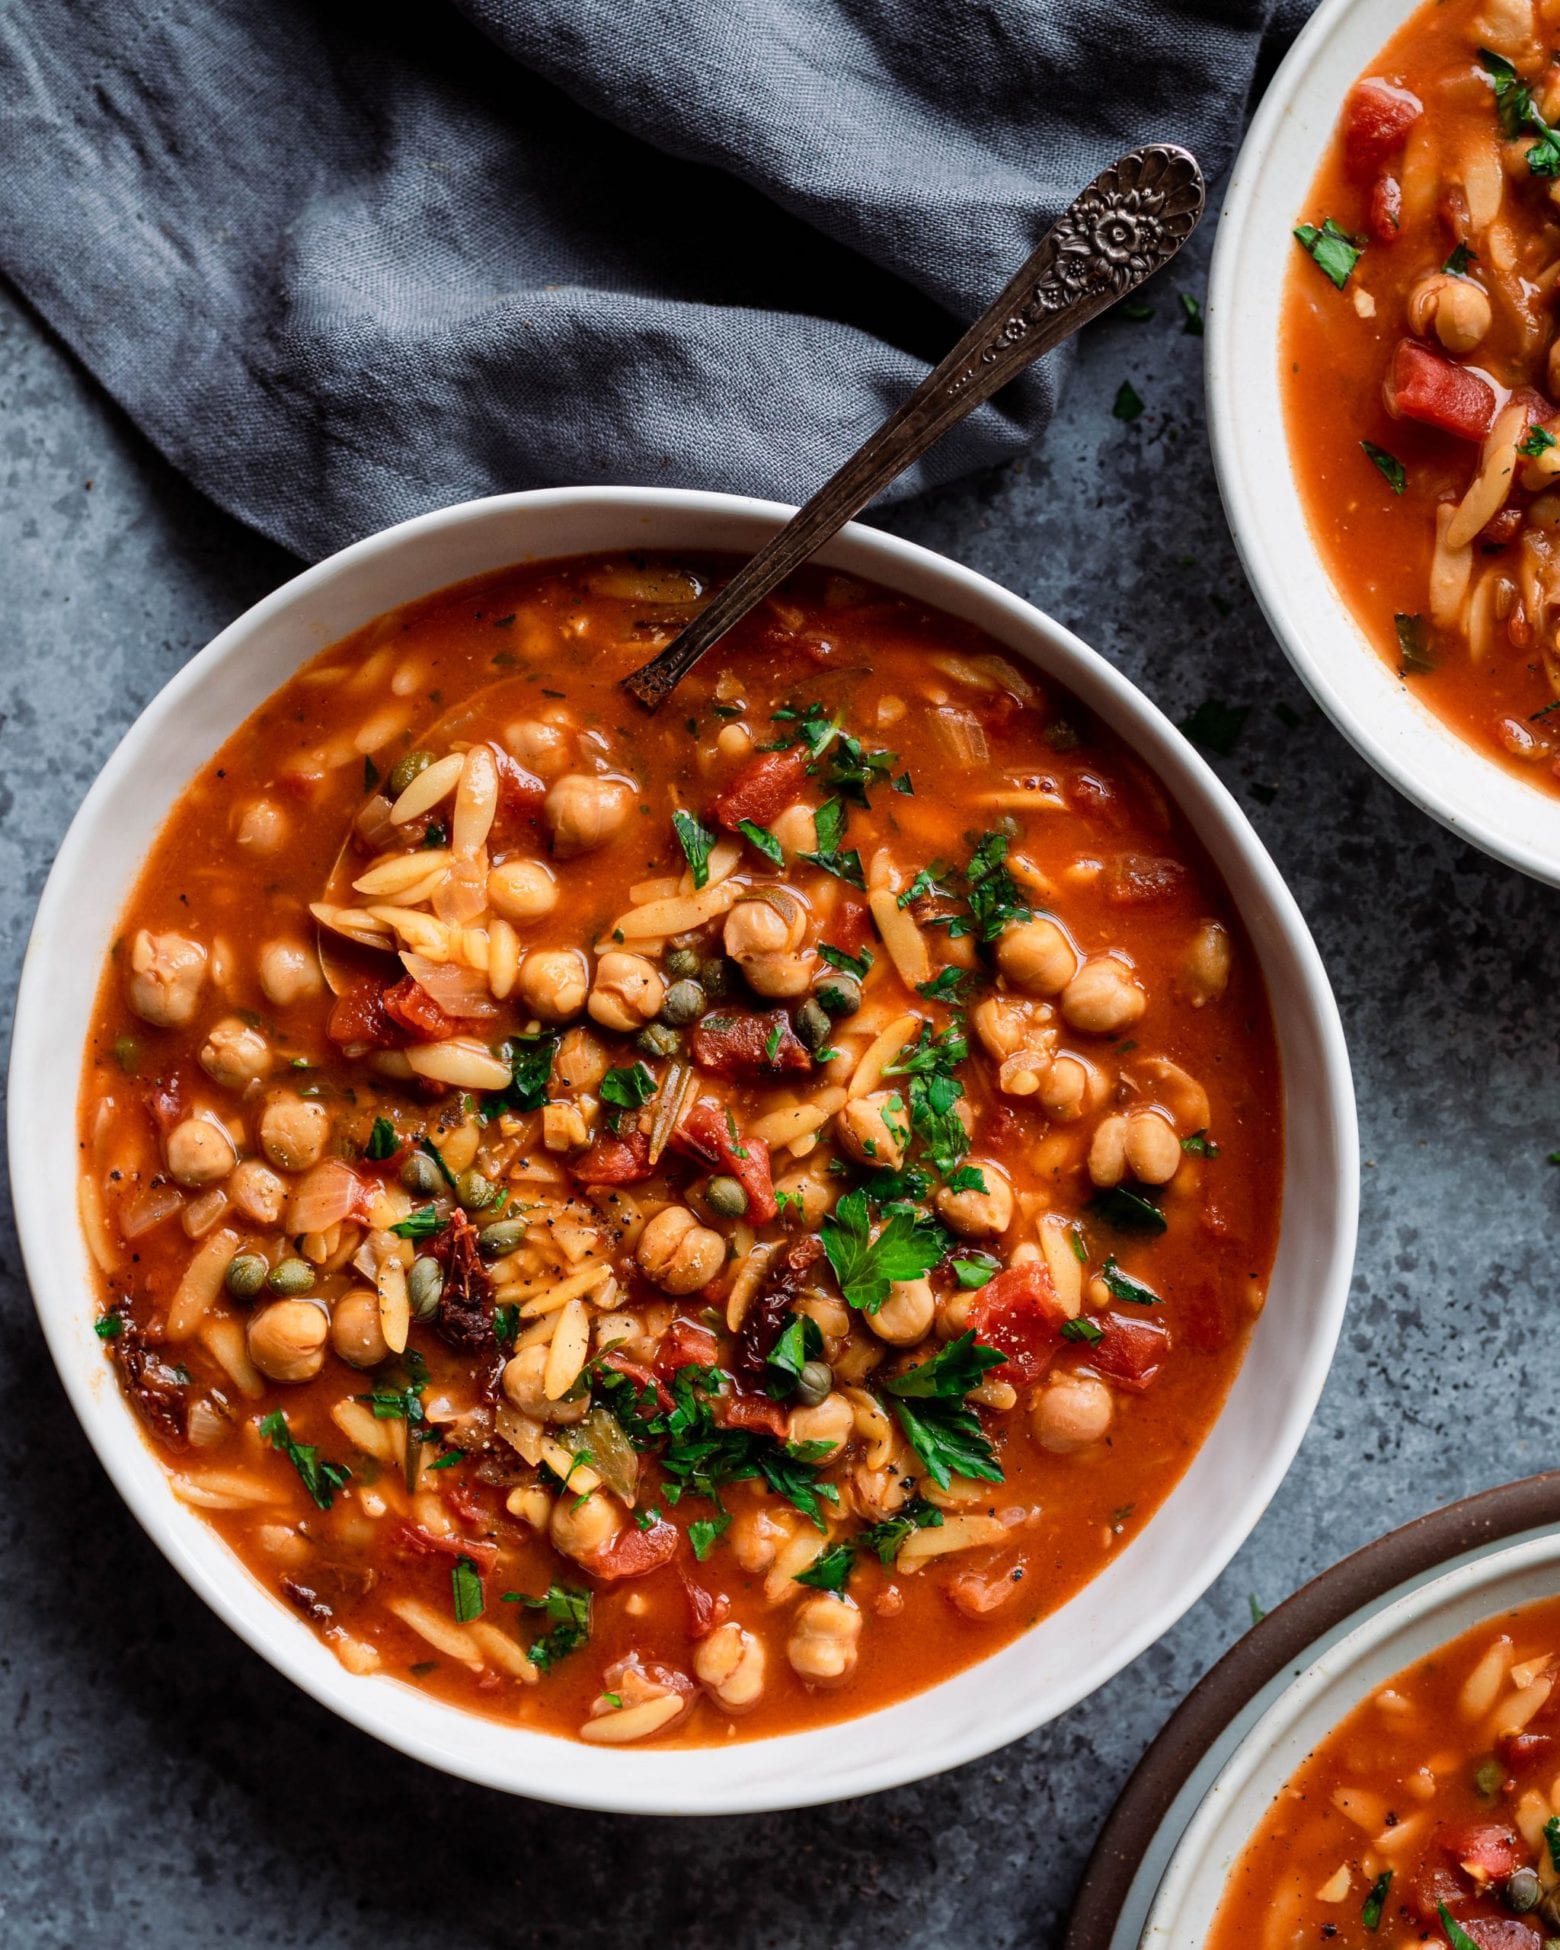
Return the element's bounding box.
[0,0,1290,562]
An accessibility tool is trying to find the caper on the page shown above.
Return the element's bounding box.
[388,749,434,796]
[636,1022,682,1059]
[1538,1887,1560,1932]
[794,996,832,1052]
[664,947,701,981]
[816,971,862,1017]
[706,1175,749,1219]
[408,1255,444,1321]
[796,1359,833,1407]
[660,978,706,1026]
[457,1166,499,1211]
[399,1149,443,1198]
[478,1217,527,1258]
[266,1257,316,1296]
[224,1253,268,1301]
[698,956,731,998]
[1504,1868,1542,1915]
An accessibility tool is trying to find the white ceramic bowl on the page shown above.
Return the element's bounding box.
[9,487,1358,1811]
[1141,1527,1560,1942]
[1208,0,1560,887]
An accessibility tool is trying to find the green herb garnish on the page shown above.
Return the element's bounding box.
[821,1188,948,1314]
[1113,380,1145,421]
[1101,1258,1160,1306]
[389,1204,448,1241]
[1361,1868,1392,1931]
[259,1409,351,1511]
[672,808,717,890]
[505,1583,591,1673]
[366,1116,398,1161]
[486,1031,558,1117]
[1179,697,1249,757]
[1294,216,1365,289]
[1181,1129,1220,1157]
[883,1332,1006,1489]
[1362,440,1406,494]
[1089,1186,1167,1233]
[737,819,785,865]
[1395,612,1435,675]
[601,1063,657,1111]
[450,1554,484,1623]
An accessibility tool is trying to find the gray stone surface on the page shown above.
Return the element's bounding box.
[1,202,1555,1950]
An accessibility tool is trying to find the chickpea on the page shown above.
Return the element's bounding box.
[553,1026,610,1091]
[550,1488,624,1561]
[126,929,207,1028]
[741,950,816,999]
[694,1621,766,1711]
[1087,1113,1129,1189]
[636,1205,726,1294]
[588,951,666,1033]
[936,1161,1014,1238]
[518,947,588,1022]
[1178,920,1232,1008]
[504,717,572,778]
[165,1116,236,1188]
[248,1300,328,1383]
[501,1343,588,1424]
[787,1390,854,1459]
[773,1168,837,1227]
[1038,1053,1107,1123]
[330,1285,390,1369]
[228,1158,286,1224]
[487,857,559,922]
[996,915,1078,996]
[235,799,288,852]
[1407,271,1493,355]
[1031,1374,1114,1453]
[724,893,806,961]
[1060,955,1146,1036]
[257,939,321,1009]
[869,1277,936,1346]
[787,1592,862,1684]
[258,1093,331,1172]
[835,1091,909,1169]
[199,1015,272,1089]
[1124,1110,1181,1185]
[729,1502,791,1572]
[545,773,634,858]
[769,803,817,855]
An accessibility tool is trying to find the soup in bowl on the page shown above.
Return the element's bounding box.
[14,489,1355,1807]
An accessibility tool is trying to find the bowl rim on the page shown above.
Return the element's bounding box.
[1062,1470,1560,1948]
[8,484,1359,1811]
[1206,0,1560,889]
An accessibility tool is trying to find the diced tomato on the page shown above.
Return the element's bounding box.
[1497,1728,1553,1775]
[1369,173,1402,241]
[690,1008,812,1078]
[381,974,460,1040]
[1458,1921,1543,1950]
[711,746,811,830]
[1439,1820,1524,1882]
[491,744,546,824]
[1103,853,1191,906]
[390,1522,498,1571]
[1401,1858,1468,1925]
[681,1575,730,1639]
[1344,77,1423,180]
[968,1261,1069,1388]
[1088,1314,1171,1392]
[570,1127,653,1185]
[584,1514,680,1581]
[655,1318,720,1379]
[1384,340,1496,441]
[327,980,403,1051]
[144,1075,187,1136]
[824,897,873,958]
[671,1098,778,1222]
[716,1393,789,1439]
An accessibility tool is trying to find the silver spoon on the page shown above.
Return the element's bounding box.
[621,143,1204,711]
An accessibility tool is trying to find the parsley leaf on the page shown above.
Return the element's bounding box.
[794,1544,855,1591]
[415,1134,458,1189]
[858,1499,944,1564]
[1520,423,1557,459]
[821,1187,948,1313]
[672,808,717,890]
[1181,1129,1220,1157]
[1395,612,1435,675]
[883,1334,1006,1490]
[1060,1316,1104,1345]
[1361,440,1406,494]
[884,1019,971,1176]
[737,818,785,865]
[824,732,898,806]
[755,1444,841,1528]
[766,1312,823,1398]
[1088,1186,1167,1233]
[389,1203,448,1241]
[916,966,968,1003]
[506,1583,591,1673]
[1361,1869,1392,1931]
[952,1251,1002,1290]
[1437,1905,1481,1950]
[1113,379,1145,421]
[485,1032,558,1117]
[1478,47,1560,174]
[1101,1257,1160,1306]
[688,1513,731,1561]
[1179,291,1204,336]
[94,1313,125,1340]
[450,1555,484,1623]
[366,1116,398,1161]
[819,943,873,980]
[888,1330,1005,1401]
[600,1063,657,1110]
[1443,242,1476,276]
[259,1409,352,1511]
[1293,217,1364,289]
[1179,698,1249,757]
[800,796,866,888]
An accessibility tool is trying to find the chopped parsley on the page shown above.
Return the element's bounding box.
[365,1116,398,1161]
[505,1583,591,1673]
[1293,217,1365,290]
[883,1332,1006,1489]
[389,1203,448,1241]
[1545,1813,1560,1869]
[415,1134,458,1190]
[737,818,784,865]
[824,731,898,806]
[1395,612,1435,675]
[1181,1129,1220,1157]
[672,807,717,890]
[259,1409,352,1511]
[793,1543,855,1591]
[1088,1186,1168,1233]
[1179,291,1204,336]
[1361,440,1406,494]
[486,1031,558,1117]
[650,1365,839,1530]
[794,1501,945,1589]
[430,1448,465,1470]
[1443,242,1476,277]
[1060,1316,1104,1345]
[951,1251,1002,1290]
[883,1019,971,1177]
[765,1312,823,1399]
[821,1187,948,1313]
[916,966,968,1003]
[800,796,865,888]
[357,1350,430,1423]
[600,1063,657,1111]
[819,943,873,980]
[922,830,1031,944]
[94,1313,125,1340]
[1361,1869,1392,1931]
[1479,47,1560,176]
[763,1021,784,1063]
[1179,697,1249,757]
[1436,1905,1481,1950]
[450,1554,484,1623]
[1519,423,1557,459]
[1101,1258,1160,1306]
[688,1513,731,1561]
[1113,379,1145,421]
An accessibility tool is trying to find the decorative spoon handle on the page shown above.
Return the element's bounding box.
[621,143,1205,709]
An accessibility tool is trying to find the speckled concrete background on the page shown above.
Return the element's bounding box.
[2,200,1556,1949]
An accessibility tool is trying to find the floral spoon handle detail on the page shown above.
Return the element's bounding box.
[621,143,1205,710]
